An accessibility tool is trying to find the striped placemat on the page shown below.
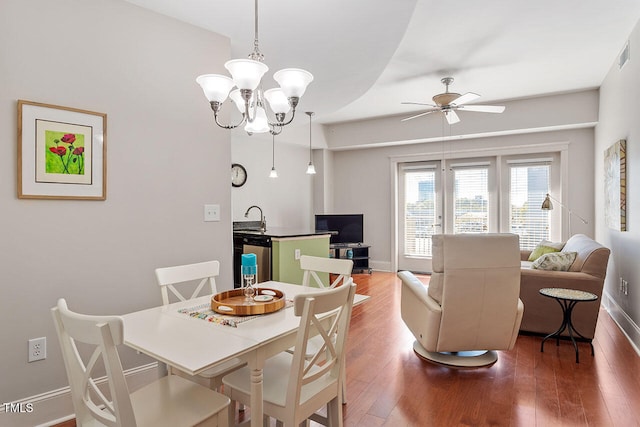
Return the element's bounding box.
[178,300,292,327]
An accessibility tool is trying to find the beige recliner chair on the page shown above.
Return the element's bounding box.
[399,233,524,367]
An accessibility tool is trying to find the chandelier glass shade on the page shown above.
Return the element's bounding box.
[196,0,313,135]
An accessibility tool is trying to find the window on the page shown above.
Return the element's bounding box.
[397,151,561,272]
[453,166,489,233]
[509,163,550,249]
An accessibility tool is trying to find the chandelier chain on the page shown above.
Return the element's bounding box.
[249,0,264,62]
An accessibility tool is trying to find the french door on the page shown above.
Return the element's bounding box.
[397,152,559,273]
[398,159,493,272]
[398,162,443,272]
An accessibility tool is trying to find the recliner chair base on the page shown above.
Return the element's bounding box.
[413,341,498,368]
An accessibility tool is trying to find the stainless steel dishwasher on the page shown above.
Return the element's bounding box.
[234,233,272,287]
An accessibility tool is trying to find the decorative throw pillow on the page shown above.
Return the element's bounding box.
[528,244,560,261]
[539,239,565,251]
[532,251,577,271]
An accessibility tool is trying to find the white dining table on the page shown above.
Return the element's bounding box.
[121,281,368,427]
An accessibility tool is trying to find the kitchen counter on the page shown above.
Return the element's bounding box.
[233,227,331,239]
[233,223,331,286]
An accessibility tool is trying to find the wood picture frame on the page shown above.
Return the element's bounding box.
[18,100,107,200]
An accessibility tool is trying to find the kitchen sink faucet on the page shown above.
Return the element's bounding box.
[244,205,266,232]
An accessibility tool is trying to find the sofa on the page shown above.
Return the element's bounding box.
[519,234,610,339]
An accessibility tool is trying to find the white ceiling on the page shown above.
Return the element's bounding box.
[124,0,640,125]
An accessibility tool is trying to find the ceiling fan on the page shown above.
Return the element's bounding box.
[401,77,505,124]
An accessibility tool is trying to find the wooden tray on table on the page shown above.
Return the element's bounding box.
[211,287,286,315]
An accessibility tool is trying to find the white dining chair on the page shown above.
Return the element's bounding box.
[51,298,230,427]
[155,260,246,391]
[300,255,353,289]
[299,255,354,403]
[222,282,357,427]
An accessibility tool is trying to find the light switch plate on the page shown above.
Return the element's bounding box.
[204,204,220,222]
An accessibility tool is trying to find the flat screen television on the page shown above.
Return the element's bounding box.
[315,214,364,245]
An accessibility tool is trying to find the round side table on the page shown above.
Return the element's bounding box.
[539,287,598,363]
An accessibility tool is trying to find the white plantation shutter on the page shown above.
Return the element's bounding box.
[509,162,550,249]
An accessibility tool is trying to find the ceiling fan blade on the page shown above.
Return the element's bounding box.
[444,110,460,125]
[401,101,437,107]
[452,92,480,106]
[458,104,505,113]
[401,109,439,122]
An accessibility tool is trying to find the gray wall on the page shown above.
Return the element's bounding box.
[231,135,314,229]
[596,18,640,347]
[0,0,232,402]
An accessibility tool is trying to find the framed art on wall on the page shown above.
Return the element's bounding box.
[604,139,626,231]
[18,100,107,200]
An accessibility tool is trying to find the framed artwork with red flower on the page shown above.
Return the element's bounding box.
[18,100,106,200]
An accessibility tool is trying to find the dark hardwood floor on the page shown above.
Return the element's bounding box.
[341,272,640,427]
[55,272,640,427]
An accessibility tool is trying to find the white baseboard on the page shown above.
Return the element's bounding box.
[369,260,391,272]
[0,362,159,427]
[602,291,640,357]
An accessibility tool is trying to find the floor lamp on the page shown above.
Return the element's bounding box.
[541,193,588,237]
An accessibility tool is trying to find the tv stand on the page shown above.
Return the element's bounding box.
[330,243,371,274]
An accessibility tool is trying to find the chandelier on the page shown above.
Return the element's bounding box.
[196,0,313,135]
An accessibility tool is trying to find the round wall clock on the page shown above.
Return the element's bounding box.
[231,163,247,187]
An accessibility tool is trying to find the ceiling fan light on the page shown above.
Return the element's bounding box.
[196,74,235,103]
[225,59,269,91]
[401,77,504,124]
[264,88,291,114]
[274,68,314,98]
[433,92,460,107]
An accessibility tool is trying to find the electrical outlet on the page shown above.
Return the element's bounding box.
[28,337,46,362]
[620,278,629,295]
[294,249,301,260]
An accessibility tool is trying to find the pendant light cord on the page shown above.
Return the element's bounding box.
[309,113,313,162]
[305,111,315,174]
